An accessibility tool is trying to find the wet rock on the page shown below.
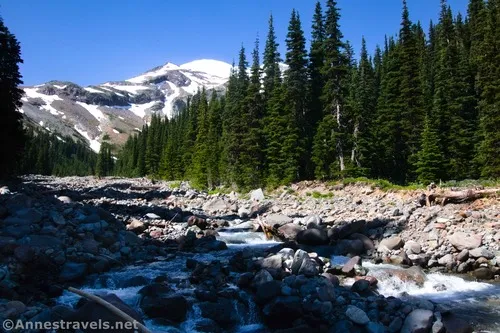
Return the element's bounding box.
[336,239,365,255]
[256,280,282,304]
[389,317,404,333]
[145,213,161,219]
[304,215,322,228]
[442,313,473,333]
[336,220,367,239]
[291,249,309,275]
[195,289,218,302]
[366,322,387,333]
[378,236,404,252]
[71,294,143,332]
[341,256,361,275]
[447,232,482,251]
[57,196,72,204]
[194,236,227,251]
[237,272,254,288]
[401,309,433,333]
[321,273,340,286]
[14,245,36,263]
[59,262,88,282]
[194,318,222,333]
[199,298,241,328]
[259,254,284,279]
[50,211,66,226]
[351,279,371,294]
[316,280,335,302]
[349,233,375,251]
[473,267,493,280]
[262,296,302,329]
[19,235,63,249]
[3,301,26,317]
[298,258,319,277]
[121,276,149,288]
[253,269,274,289]
[346,305,370,325]
[140,295,188,322]
[296,228,329,245]
[2,225,31,238]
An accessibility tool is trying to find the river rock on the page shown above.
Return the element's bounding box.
[341,256,361,275]
[291,249,309,275]
[401,309,433,333]
[349,233,375,251]
[366,322,388,333]
[237,207,250,219]
[57,196,72,204]
[2,225,31,238]
[256,280,282,304]
[404,240,422,254]
[199,298,241,328]
[437,254,454,266]
[378,236,404,252]
[442,313,473,333]
[278,223,303,241]
[469,247,494,259]
[457,249,469,262]
[126,218,147,233]
[59,262,87,282]
[266,214,293,228]
[305,215,322,228]
[298,258,319,277]
[140,295,188,322]
[346,305,370,325]
[253,269,274,288]
[14,245,35,263]
[296,228,329,245]
[473,267,493,280]
[262,296,302,329]
[250,188,265,201]
[69,294,143,332]
[448,232,482,251]
[203,198,230,213]
[259,254,284,279]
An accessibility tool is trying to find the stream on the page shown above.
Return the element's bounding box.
[56,228,500,332]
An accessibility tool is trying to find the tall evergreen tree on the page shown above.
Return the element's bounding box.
[284,9,308,179]
[192,89,210,188]
[263,14,282,101]
[313,0,349,177]
[0,17,25,177]
[416,115,444,184]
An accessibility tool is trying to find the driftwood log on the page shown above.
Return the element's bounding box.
[67,287,152,333]
[426,189,499,206]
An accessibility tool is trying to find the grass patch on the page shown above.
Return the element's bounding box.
[169,181,182,189]
[440,179,500,188]
[306,191,334,199]
[329,177,425,191]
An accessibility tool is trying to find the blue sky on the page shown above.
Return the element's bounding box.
[2,0,468,86]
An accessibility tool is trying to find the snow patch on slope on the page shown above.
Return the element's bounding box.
[129,101,158,118]
[76,102,106,121]
[180,59,232,79]
[74,125,101,153]
[127,62,180,84]
[103,83,150,95]
[24,88,63,102]
[84,87,105,94]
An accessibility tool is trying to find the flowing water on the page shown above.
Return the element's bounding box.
[56,229,500,332]
[57,229,277,332]
[361,262,500,332]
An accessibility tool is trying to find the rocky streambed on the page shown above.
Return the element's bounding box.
[0,176,499,332]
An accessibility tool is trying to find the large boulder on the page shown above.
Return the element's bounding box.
[258,254,284,279]
[140,295,188,322]
[198,298,241,328]
[203,198,230,213]
[262,296,303,329]
[401,309,433,333]
[266,214,293,228]
[296,228,329,245]
[442,313,473,333]
[291,249,309,275]
[469,247,494,259]
[346,305,370,325]
[447,232,482,251]
[278,223,303,241]
[378,236,404,252]
[59,262,88,282]
[298,258,319,277]
[250,188,265,201]
[70,294,143,332]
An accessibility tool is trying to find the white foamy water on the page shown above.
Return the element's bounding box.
[362,262,500,332]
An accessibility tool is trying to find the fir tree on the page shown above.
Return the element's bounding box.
[416,115,443,184]
[263,14,282,100]
[0,17,25,178]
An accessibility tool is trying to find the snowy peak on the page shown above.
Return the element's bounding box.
[19,59,233,153]
[179,59,233,79]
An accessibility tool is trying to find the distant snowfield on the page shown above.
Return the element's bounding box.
[129,101,158,118]
[76,102,106,121]
[74,125,101,152]
[84,87,105,94]
[179,59,232,79]
[103,83,151,94]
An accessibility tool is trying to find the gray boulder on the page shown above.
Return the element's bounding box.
[447,232,482,251]
[346,305,370,325]
[401,309,433,333]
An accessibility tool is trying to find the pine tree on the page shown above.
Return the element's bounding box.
[206,91,222,187]
[416,115,443,184]
[398,0,425,182]
[475,0,500,177]
[350,37,376,175]
[284,9,308,179]
[0,17,25,178]
[313,0,349,177]
[192,89,210,188]
[263,14,282,101]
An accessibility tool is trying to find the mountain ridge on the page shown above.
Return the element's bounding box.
[19,59,233,153]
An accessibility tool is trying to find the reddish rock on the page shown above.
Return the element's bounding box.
[434,223,446,229]
[342,256,361,275]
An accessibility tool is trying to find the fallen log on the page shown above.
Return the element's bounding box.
[67,287,152,333]
[426,189,499,206]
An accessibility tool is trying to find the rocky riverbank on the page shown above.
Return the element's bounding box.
[0,175,498,332]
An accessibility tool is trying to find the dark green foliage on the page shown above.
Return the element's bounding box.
[112,0,498,187]
[21,127,97,176]
[0,17,25,178]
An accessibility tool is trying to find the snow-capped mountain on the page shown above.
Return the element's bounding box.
[19,59,233,152]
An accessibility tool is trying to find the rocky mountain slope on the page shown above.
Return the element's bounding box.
[19,59,233,152]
